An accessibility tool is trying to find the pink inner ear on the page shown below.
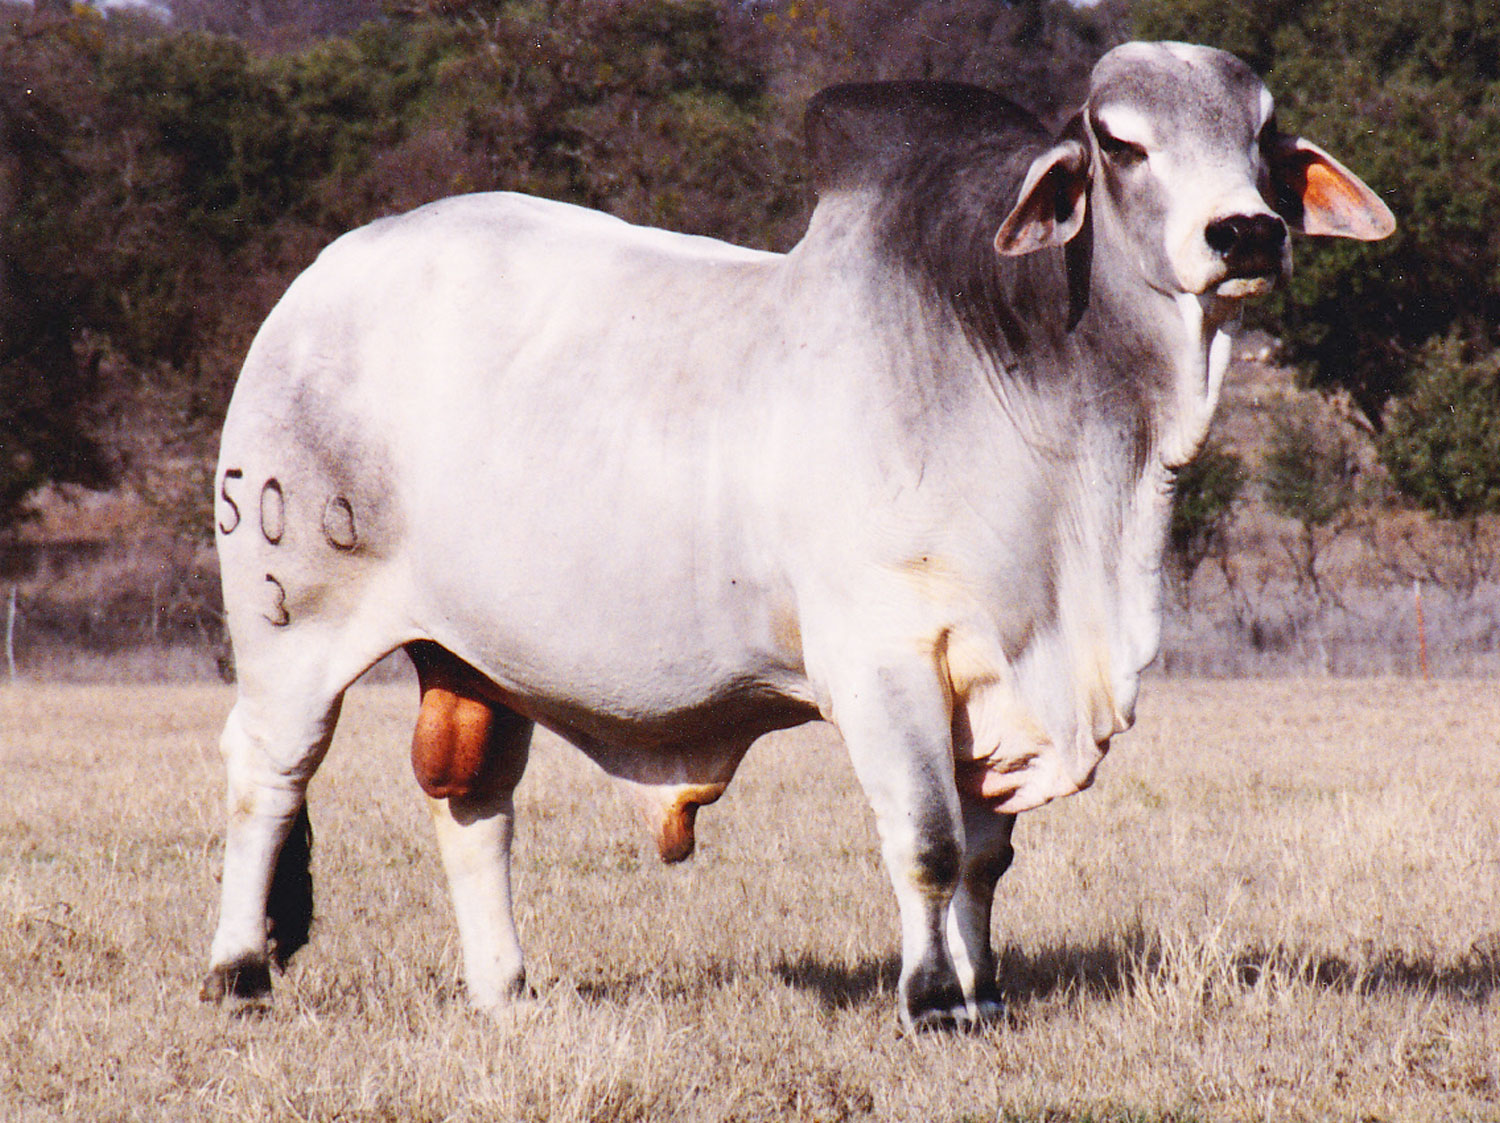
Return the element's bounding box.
[994,146,1089,257]
[1279,141,1395,241]
[1303,162,1377,233]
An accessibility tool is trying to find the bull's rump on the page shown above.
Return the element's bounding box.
[217,193,820,742]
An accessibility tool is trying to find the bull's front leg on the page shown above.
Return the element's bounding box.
[832,660,969,1032]
[946,799,1014,1023]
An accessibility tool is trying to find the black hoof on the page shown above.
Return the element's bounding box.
[970,977,1005,1024]
[900,965,967,1034]
[905,1006,963,1034]
[900,997,1004,1035]
[200,956,273,1004]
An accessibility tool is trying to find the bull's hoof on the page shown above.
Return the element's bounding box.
[904,1005,966,1034]
[899,967,968,1034]
[972,997,1004,1020]
[481,989,544,1029]
[901,997,1004,1034]
[966,978,1005,1026]
[464,968,531,1012]
[200,956,273,1004]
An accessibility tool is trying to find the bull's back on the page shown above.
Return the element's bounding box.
[217,193,810,722]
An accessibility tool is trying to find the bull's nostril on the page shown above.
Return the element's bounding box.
[1205,218,1241,254]
[1247,215,1287,250]
[1206,214,1287,258]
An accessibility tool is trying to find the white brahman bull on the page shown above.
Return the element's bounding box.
[202,41,1393,1030]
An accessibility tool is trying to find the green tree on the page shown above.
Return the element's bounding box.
[0,6,116,532]
[416,0,807,248]
[1263,412,1359,532]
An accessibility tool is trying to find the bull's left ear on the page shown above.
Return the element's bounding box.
[1271,136,1395,240]
[994,139,1090,256]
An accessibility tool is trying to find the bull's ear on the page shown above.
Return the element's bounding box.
[994,138,1090,256]
[1272,136,1395,241]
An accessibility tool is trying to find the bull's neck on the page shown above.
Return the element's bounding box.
[786,194,1238,471]
[1001,230,1239,471]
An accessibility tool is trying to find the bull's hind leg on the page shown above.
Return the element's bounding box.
[408,642,532,1009]
[202,683,344,1003]
[945,800,1015,1023]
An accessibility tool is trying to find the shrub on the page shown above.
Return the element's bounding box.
[1260,404,1366,602]
[1378,332,1500,521]
[1168,440,1246,586]
[1262,408,1361,531]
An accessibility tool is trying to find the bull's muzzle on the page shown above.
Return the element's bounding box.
[1205,212,1288,297]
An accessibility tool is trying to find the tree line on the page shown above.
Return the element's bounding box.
[2,0,1497,561]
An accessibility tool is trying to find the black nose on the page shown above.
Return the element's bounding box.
[1205,214,1287,260]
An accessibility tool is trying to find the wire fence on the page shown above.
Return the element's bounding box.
[6,529,1500,683]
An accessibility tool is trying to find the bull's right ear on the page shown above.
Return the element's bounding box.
[994,139,1090,256]
[1271,136,1395,241]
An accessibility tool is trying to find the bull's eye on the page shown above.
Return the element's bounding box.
[1097,127,1146,168]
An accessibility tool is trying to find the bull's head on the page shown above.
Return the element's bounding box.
[995,41,1395,296]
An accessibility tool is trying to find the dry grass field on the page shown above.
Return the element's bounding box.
[2,678,1498,1122]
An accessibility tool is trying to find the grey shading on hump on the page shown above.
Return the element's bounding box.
[805,81,1079,367]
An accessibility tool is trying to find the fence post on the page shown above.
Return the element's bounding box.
[1414,579,1430,683]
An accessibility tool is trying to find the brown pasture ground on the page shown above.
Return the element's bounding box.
[2,679,1498,1122]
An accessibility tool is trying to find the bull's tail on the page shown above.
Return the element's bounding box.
[267,803,314,968]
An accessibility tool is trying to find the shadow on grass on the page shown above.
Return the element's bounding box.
[570,959,753,1005]
[771,952,901,1010]
[558,919,1500,1012]
[1236,940,1500,1001]
[1001,928,1500,1007]
[565,954,901,1010]
[762,928,1500,1013]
